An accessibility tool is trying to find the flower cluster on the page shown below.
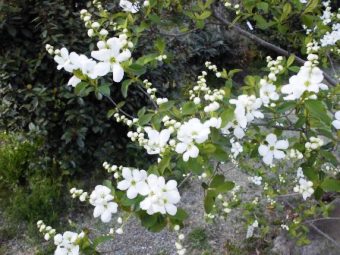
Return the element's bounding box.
[293,168,314,200]
[249,176,262,186]
[189,66,225,110]
[246,220,259,238]
[117,168,181,216]
[287,149,304,160]
[89,185,118,223]
[320,23,340,47]
[222,95,263,140]
[173,225,186,255]
[305,136,324,151]
[70,187,88,202]
[37,220,56,241]
[281,43,328,100]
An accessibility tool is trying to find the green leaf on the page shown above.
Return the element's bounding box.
[74,82,88,96]
[277,101,296,113]
[126,64,146,76]
[92,235,112,248]
[121,79,133,98]
[215,181,235,193]
[280,3,292,22]
[204,190,215,213]
[98,84,110,97]
[303,167,318,182]
[196,10,211,20]
[154,38,166,53]
[138,113,154,126]
[287,55,295,67]
[320,178,340,192]
[256,2,269,13]
[181,101,197,115]
[158,155,171,174]
[220,108,234,127]
[170,208,188,221]
[210,175,225,188]
[303,0,319,14]
[319,150,338,166]
[305,100,331,126]
[159,101,175,112]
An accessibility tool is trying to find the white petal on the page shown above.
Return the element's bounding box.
[275,140,289,150]
[335,111,340,120]
[263,152,273,165]
[116,49,131,62]
[175,143,187,154]
[122,168,132,180]
[332,120,340,130]
[107,202,118,213]
[93,62,110,77]
[91,49,111,62]
[165,204,177,216]
[127,186,138,199]
[93,205,104,218]
[136,181,149,196]
[112,63,124,82]
[117,180,130,191]
[100,210,112,223]
[274,150,285,159]
[266,134,277,145]
[258,144,269,156]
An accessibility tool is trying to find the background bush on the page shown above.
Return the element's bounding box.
[0,0,250,247]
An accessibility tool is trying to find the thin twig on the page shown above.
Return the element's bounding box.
[211,4,338,87]
[136,85,158,109]
[178,172,193,188]
[309,223,340,248]
[306,217,340,223]
[105,95,134,119]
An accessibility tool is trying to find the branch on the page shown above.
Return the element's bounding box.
[211,4,338,87]
[105,95,135,119]
[309,223,340,248]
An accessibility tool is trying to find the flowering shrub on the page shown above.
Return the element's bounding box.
[37,0,339,254]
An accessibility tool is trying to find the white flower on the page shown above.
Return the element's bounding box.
[54,48,74,72]
[259,80,279,105]
[91,37,131,82]
[117,168,149,199]
[119,0,139,13]
[175,142,200,161]
[230,140,243,157]
[281,64,328,100]
[246,220,258,238]
[54,231,80,255]
[204,117,222,129]
[249,176,262,185]
[175,118,210,161]
[332,111,340,129]
[140,174,180,215]
[258,134,289,165]
[294,178,314,200]
[230,95,264,122]
[144,128,170,155]
[89,185,118,223]
[221,117,246,139]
